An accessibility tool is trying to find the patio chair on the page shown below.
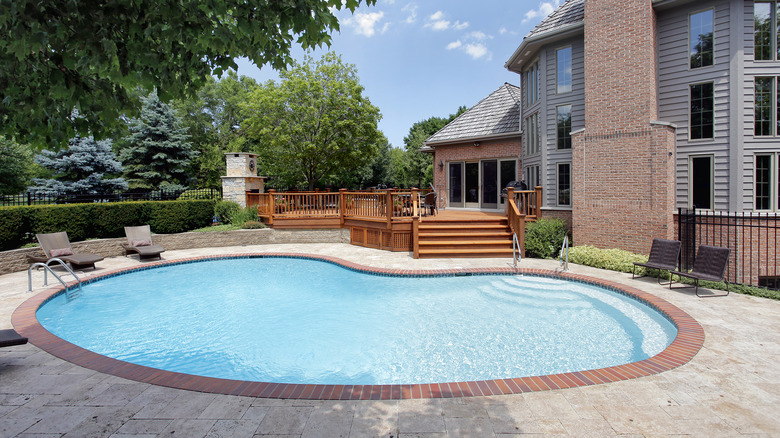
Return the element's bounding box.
[670,245,730,297]
[0,328,28,348]
[421,192,437,216]
[631,238,681,285]
[122,225,165,260]
[32,231,104,270]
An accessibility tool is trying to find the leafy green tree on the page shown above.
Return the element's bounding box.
[0,137,34,195]
[28,136,127,195]
[241,53,383,190]
[174,72,260,188]
[120,91,197,190]
[0,0,375,147]
[402,106,467,188]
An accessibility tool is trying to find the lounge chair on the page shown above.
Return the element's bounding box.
[32,231,104,270]
[122,225,165,260]
[0,329,28,348]
[632,238,681,284]
[670,244,730,297]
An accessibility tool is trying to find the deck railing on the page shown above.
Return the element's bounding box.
[248,189,423,225]
[506,186,542,220]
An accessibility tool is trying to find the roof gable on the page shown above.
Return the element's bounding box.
[526,0,584,41]
[424,83,522,145]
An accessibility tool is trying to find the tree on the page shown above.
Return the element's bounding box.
[120,91,197,190]
[402,106,467,188]
[241,53,383,190]
[28,136,127,195]
[174,71,260,188]
[0,137,34,195]
[0,0,376,147]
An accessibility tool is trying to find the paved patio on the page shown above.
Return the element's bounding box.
[1,243,779,437]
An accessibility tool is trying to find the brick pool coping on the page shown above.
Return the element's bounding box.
[12,253,704,400]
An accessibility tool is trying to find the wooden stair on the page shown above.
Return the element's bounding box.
[417,217,515,258]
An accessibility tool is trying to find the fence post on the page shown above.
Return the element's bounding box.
[27,192,32,206]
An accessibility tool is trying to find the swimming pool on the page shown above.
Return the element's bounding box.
[16,254,704,399]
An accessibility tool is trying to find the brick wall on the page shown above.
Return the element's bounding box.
[431,138,522,207]
[573,0,675,255]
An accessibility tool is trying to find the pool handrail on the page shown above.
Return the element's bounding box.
[28,258,83,294]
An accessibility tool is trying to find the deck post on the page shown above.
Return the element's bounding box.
[506,187,515,216]
[339,188,347,226]
[412,216,420,258]
[411,187,419,216]
[534,186,543,219]
[386,189,393,230]
[267,189,275,226]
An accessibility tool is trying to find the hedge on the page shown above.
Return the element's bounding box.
[0,200,216,250]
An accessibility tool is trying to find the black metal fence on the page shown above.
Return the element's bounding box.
[678,208,779,289]
[1,188,222,206]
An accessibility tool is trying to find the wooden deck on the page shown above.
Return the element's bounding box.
[420,210,506,221]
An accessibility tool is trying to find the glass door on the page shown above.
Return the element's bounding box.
[481,160,498,209]
[465,162,480,208]
[448,162,464,208]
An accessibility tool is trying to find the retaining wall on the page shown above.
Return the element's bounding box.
[0,228,349,275]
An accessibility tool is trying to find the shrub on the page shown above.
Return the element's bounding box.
[214,200,241,224]
[524,218,568,259]
[568,245,647,274]
[230,206,259,226]
[177,189,221,200]
[241,220,266,229]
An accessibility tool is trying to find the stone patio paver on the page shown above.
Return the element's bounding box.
[1,243,779,436]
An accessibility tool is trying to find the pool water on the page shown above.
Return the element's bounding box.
[37,257,677,385]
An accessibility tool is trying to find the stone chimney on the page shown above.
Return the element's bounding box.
[221,153,266,207]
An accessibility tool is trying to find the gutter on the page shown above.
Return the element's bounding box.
[422,130,522,150]
[504,22,584,71]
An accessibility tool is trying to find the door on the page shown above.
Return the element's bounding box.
[448,162,464,208]
[465,162,480,208]
[481,160,498,209]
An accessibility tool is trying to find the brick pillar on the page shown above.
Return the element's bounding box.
[571,0,675,255]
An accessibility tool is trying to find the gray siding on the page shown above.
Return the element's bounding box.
[742,0,780,211]
[657,0,732,211]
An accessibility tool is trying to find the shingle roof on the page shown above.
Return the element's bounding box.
[424,83,521,146]
[525,0,585,41]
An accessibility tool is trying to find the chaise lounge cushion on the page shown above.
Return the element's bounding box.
[0,329,28,348]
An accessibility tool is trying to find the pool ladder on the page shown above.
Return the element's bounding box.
[512,233,522,269]
[28,258,83,297]
[559,235,569,271]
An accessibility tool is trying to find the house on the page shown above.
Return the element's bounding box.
[427,0,780,260]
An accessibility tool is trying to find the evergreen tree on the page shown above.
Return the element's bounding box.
[28,136,127,195]
[120,91,198,190]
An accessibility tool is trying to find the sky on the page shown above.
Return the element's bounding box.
[235,0,562,149]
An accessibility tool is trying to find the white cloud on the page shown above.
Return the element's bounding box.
[424,11,468,31]
[499,27,508,35]
[349,11,387,37]
[402,3,417,23]
[522,1,561,24]
[467,31,490,41]
[464,43,489,60]
[446,40,463,50]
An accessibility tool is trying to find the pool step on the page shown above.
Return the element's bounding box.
[417,218,514,258]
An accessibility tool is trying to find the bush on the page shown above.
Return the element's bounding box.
[525,218,568,259]
[0,199,216,250]
[241,220,266,229]
[230,206,259,226]
[214,200,241,224]
[568,245,648,274]
[177,189,221,200]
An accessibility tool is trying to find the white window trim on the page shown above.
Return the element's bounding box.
[688,154,715,210]
[556,161,572,207]
[755,153,778,211]
[556,104,573,150]
[754,1,778,62]
[524,60,540,107]
[688,8,715,70]
[525,112,540,156]
[754,76,778,138]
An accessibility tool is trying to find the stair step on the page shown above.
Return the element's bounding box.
[419,233,512,240]
[419,224,509,231]
[417,248,516,258]
[419,240,512,246]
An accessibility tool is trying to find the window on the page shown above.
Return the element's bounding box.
[690,155,713,210]
[525,165,540,189]
[525,62,539,106]
[556,105,572,149]
[556,47,572,94]
[754,77,780,136]
[756,153,779,211]
[690,82,714,140]
[525,113,540,155]
[690,9,714,68]
[557,162,571,206]
[754,1,779,61]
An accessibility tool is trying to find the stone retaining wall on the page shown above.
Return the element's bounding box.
[0,228,349,275]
